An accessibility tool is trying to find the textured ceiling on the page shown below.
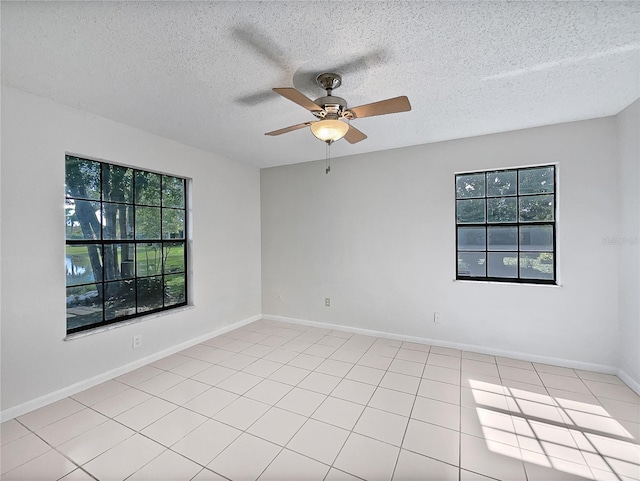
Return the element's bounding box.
[2,1,639,168]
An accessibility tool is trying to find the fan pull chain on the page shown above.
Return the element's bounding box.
[325,141,331,174]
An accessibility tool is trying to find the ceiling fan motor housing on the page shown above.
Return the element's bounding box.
[314,73,349,119]
[313,96,347,119]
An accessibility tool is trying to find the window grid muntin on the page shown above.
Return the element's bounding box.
[455,165,556,285]
[66,156,187,334]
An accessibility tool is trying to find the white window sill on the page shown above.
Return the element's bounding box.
[64,304,195,341]
[453,279,562,288]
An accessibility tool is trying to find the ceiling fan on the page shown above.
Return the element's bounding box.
[265,72,411,144]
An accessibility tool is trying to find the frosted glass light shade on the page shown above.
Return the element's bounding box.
[310,119,349,142]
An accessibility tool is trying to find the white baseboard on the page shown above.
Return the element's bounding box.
[618,369,640,396]
[263,314,619,376]
[0,314,261,422]
[5,313,635,422]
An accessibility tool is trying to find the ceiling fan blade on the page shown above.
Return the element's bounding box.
[347,96,411,119]
[232,25,289,71]
[273,88,323,112]
[236,90,277,106]
[343,124,367,144]
[331,49,389,76]
[265,122,314,136]
[292,50,391,93]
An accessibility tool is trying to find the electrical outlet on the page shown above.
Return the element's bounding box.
[325,297,331,307]
[132,334,142,349]
[434,312,442,324]
[278,292,284,301]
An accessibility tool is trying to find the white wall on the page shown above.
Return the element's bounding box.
[262,117,621,370]
[0,87,262,413]
[616,99,640,389]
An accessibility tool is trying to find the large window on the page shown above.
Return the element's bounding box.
[65,155,188,334]
[455,165,556,284]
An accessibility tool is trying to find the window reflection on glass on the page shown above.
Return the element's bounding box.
[486,171,517,197]
[135,206,161,240]
[487,252,518,278]
[458,227,486,251]
[520,226,554,251]
[102,164,133,203]
[455,165,555,284]
[162,209,185,239]
[104,244,135,281]
[136,243,162,277]
[65,200,102,240]
[137,276,163,312]
[519,195,554,222]
[487,197,517,223]
[456,173,485,199]
[165,274,186,306]
[135,171,161,206]
[66,284,103,330]
[487,227,518,251]
[458,252,486,277]
[66,245,101,286]
[162,175,185,208]
[456,199,486,224]
[105,280,136,320]
[103,203,133,240]
[520,253,554,279]
[519,166,554,194]
[163,243,185,274]
[65,157,100,201]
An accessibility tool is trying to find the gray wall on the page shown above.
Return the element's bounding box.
[261,116,624,374]
[617,99,640,388]
[2,86,637,418]
[1,87,262,414]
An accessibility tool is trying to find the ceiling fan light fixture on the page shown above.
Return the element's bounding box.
[267,74,410,146]
[310,119,349,142]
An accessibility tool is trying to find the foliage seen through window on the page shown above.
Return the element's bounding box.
[65,156,187,334]
[455,166,556,284]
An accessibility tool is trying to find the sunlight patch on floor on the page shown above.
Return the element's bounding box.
[470,379,640,481]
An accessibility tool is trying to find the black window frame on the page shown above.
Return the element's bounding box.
[455,165,557,285]
[65,155,188,334]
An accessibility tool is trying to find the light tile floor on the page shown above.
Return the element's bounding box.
[2,319,639,480]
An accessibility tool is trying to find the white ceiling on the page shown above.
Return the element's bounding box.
[2,1,639,168]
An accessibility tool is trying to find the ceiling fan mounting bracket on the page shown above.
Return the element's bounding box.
[316,72,342,94]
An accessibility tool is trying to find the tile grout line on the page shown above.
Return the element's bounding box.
[142,322,640,480]
[4,319,640,481]
[8,329,464,479]
[9,416,97,480]
[389,345,429,481]
[458,351,463,481]
[494,353,530,481]
[176,324,361,480]
[309,331,397,478]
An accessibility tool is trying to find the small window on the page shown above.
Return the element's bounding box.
[455,165,556,284]
[65,155,188,334]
